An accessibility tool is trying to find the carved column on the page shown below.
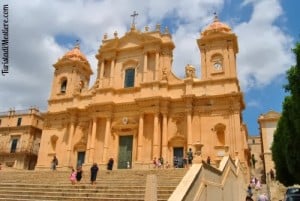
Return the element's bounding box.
[152,113,160,158]
[143,52,148,82]
[89,117,97,163]
[137,113,144,161]
[103,116,111,162]
[161,113,168,161]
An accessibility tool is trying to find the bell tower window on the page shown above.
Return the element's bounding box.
[124,68,135,88]
[60,79,67,93]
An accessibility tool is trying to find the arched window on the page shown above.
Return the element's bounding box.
[124,68,135,88]
[60,79,67,93]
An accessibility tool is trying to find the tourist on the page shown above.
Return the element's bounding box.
[247,184,253,197]
[255,179,261,190]
[251,154,256,169]
[173,156,178,168]
[206,156,211,165]
[69,167,77,185]
[187,148,193,167]
[51,156,58,170]
[270,169,275,181]
[107,158,114,171]
[90,163,99,185]
[153,157,157,168]
[76,166,83,183]
[159,157,164,168]
[257,193,268,201]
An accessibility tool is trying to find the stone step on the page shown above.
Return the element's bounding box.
[0,169,187,201]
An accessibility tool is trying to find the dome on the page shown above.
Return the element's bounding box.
[202,15,232,36]
[62,45,88,62]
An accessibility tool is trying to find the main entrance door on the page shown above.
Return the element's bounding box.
[173,147,184,168]
[77,151,85,167]
[118,135,133,169]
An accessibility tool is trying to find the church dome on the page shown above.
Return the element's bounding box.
[62,45,88,62]
[201,15,232,36]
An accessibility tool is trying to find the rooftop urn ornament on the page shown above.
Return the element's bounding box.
[130,11,138,30]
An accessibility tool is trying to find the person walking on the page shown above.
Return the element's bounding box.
[69,168,77,185]
[206,156,211,165]
[107,158,114,171]
[90,163,99,185]
[76,166,83,183]
[257,193,268,201]
[187,148,193,167]
[51,156,58,170]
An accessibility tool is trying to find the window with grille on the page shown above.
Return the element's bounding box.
[124,68,135,88]
[10,139,18,153]
[17,117,22,126]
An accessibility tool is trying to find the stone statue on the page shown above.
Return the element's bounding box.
[185,64,195,78]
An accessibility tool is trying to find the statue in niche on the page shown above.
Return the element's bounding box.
[185,64,195,78]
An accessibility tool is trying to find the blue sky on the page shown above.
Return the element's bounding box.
[0,0,298,135]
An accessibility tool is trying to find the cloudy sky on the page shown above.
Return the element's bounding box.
[0,0,298,135]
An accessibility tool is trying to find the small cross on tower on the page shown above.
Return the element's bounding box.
[130,11,138,29]
[74,39,80,49]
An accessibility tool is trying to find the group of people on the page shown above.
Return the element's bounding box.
[51,156,114,185]
[245,176,268,201]
[172,148,194,168]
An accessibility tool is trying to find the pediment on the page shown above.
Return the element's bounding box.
[101,31,161,51]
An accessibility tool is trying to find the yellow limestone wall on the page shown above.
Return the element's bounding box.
[35,17,250,178]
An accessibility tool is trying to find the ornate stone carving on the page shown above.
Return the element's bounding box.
[185,64,195,78]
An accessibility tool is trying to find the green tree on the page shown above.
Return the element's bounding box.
[272,43,300,186]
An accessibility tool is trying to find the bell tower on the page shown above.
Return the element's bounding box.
[49,44,93,102]
[197,15,239,80]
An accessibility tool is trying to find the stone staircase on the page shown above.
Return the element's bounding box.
[0,168,187,201]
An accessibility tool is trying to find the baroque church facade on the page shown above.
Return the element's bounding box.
[36,16,250,171]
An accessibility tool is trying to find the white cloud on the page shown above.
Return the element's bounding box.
[234,0,293,90]
[0,0,294,114]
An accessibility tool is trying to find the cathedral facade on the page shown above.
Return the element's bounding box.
[36,16,249,171]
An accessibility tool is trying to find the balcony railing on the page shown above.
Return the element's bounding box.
[0,146,39,155]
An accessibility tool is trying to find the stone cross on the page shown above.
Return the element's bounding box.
[130,11,138,28]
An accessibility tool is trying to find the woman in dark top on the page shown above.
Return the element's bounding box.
[76,166,83,182]
[90,163,99,185]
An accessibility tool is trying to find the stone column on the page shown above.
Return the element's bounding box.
[152,113,160,158]
[85,120,93,164]
[67,119,75,167]
[143,52,148,82]
[99,60,104,87]
[103,116,111,162]
[155,52,159,81]
[161,113,168,161]
[137,113,144,161]
[187,110,192,149]
[110,59,115,87]
[89,117,97,163]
